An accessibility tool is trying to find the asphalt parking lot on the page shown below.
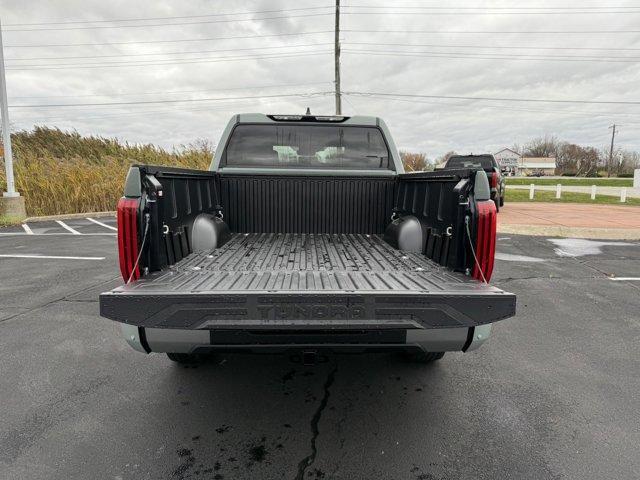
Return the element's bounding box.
[1,218,639,480]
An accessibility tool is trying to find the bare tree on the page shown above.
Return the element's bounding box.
[523,136,559,158]
[435,150,457,166]
[614,149,640,176]
[558,143,599,177]
[400,151,429,172]
[516,135,639,177]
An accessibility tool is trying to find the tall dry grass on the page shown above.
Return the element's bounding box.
[0,127,212,216]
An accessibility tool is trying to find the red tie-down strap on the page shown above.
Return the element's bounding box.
[117,197,140,282]
[472,200,497,282]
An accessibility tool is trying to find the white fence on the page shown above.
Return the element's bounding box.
[510,184,637,203]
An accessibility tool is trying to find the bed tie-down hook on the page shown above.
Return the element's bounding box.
[214,204,224,220]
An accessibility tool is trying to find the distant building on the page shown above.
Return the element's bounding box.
[518,157,556,176]
[494,148,521,167]
[494,148,556,176]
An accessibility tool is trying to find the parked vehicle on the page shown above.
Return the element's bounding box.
[100,114,516,365]
[443,154,506,211]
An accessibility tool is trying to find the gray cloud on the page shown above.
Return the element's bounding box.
[2,0,639,157]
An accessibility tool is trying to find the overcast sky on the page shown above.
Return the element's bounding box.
[2,1,640,158]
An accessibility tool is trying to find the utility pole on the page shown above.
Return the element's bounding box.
[334,0,342,115]
[607,124,616,178]
[0,17,18,198]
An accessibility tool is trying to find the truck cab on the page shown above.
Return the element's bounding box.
[100,114,515,365]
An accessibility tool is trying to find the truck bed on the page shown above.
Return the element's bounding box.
[100,233,516,330]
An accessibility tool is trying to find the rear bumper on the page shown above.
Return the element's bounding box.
[120,323,493,354]
[100,290,516,330]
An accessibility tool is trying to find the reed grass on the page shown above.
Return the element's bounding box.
[0,127,212,216]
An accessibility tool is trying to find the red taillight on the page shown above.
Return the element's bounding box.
[472,200,497,282]
[490,171,498,189]
[117,197,140,282]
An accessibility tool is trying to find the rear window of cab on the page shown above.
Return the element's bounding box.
[223,124,392,170]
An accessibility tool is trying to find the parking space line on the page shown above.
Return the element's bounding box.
[609,277,640,281]
[87,217,117,231]
[55,220,82,235]
[21,224,34,235]
[0,254,105,260]
[0,232,115,236]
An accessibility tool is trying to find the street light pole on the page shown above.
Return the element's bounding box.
[607,124,616,178]
[334,0,342,115]
[0,17,19,198]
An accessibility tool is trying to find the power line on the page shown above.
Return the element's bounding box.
[344,4,640,10]
[16,97,324,122]
[344,29,640,35]
[341,9,640,15]
[4,13,334,32]
[3,6,333,26]
[7,4,638,28]
[6,51,332,71]
[6,43,334,61]
[14,46,634,70]
[8,81,332,100]
[9,91,333,108]
[10,81,338,121]
[344,41,640,52]
[4,30,334,48]
[343,47,640,60]
[342,49,640,63]
[7,9,638,33]
[17,95,334,123]
[344,91,640,106]
[348,93,640,119]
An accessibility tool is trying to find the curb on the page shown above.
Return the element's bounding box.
[24,211,116,223]
[498,224,640,240]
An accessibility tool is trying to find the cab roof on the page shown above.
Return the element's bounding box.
[235,113,381,126]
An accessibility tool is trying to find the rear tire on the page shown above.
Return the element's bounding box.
[404,350,445,364]
[499,195,505,207]
[166,352,211,365]
[494,197,500,212]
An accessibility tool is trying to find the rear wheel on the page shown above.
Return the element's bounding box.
[499,195,505,207]
[404,350,445,364]
[494,197,500,212]
[166,352,212,365]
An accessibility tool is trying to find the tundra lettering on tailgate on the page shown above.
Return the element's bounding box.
[255,296,366,320]
[256,304,366,320]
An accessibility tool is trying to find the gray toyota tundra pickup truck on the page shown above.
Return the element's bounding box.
[100,113,515,365]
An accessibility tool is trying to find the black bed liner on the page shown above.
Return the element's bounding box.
[100,233,515,330]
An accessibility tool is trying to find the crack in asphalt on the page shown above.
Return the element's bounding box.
[60,298,98,303]
[495,275,559,284]
[0,276,118,324]
[294,366,337,480]
[0,296,65,324]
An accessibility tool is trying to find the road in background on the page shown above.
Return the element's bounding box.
[499,203,640,229]
[0,226,639,479]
